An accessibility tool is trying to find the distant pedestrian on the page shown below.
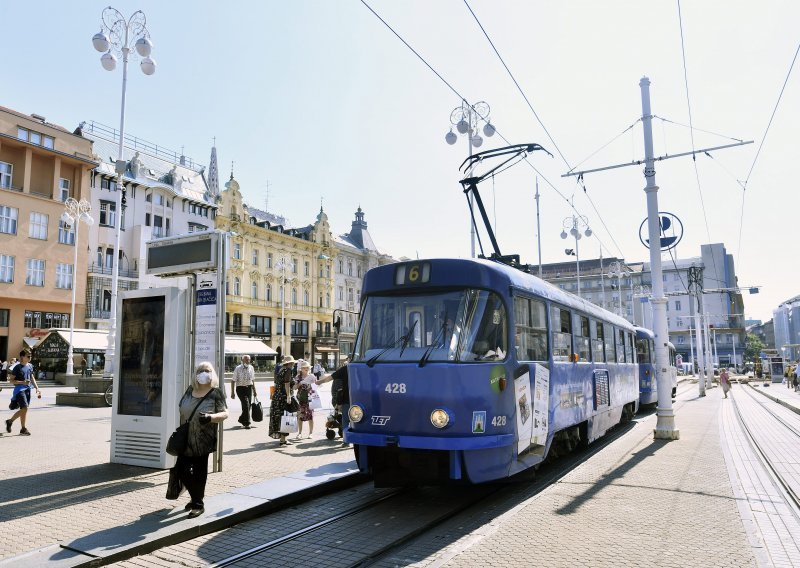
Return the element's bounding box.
[312,361,324,379]
[269,356,297,446]
[6,350,41,435]
[1,359,8,382]
[720,368,731,399]
[294,361,316,439]
[174,361,228,519]
[230,355,255,429]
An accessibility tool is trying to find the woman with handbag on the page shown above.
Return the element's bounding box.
[175,362,228,518]
[294,361,317,439]
[269,355,297,446]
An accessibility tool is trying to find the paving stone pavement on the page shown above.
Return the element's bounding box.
[0,384,350,561]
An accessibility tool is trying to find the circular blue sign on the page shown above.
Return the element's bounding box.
[639,212,684,251]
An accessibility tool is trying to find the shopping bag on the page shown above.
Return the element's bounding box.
[165,467,185,500]
[251,396,263,422]
[309,390,322,410]
[280,411,298,434]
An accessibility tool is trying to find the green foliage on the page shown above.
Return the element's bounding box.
[744,332,765,362]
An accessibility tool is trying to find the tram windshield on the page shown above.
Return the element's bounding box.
[353,289,508,363]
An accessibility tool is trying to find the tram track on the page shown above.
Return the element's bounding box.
[730,384,800,516]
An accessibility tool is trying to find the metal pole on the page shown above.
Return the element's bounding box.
[468,115,475,259]
[599,246,605,309]
[66,219,80,376]
[535,177,542,278]
[694,308,706,396]
[574,218,581,297]
[732,334,737,371]
[704,309,714,385]
[640,77,679,439]
[281,263,286,357]
[713,329,719,368]
[688,305,695,378]
[103,43,130,380]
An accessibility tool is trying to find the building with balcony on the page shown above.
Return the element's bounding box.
[0,106,96,362]
[539,243,745,367]
[333,207,395,360]
[77,121,217,329]
[216,174,336,366]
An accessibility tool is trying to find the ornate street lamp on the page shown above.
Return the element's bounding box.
[93,7,156,379]
[60,199,94,375]
[560,215,592,297]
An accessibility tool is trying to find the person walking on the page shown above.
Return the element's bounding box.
[720,368,731,399]
[312,361,324,380]
[269,355,296,446]
[318,357,350,446]
[6,350,41,436]
[175,361,227,519]
[230,355,255,429]
[294,361,316,439]
[1,359,8,382]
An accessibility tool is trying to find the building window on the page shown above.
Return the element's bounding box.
[17,127,54,149]
[348,288,354,302]
[252,249,259,266]
[58,220,75,245]
[319,265,323,278]
[104,248,114,269]
[303,290,309,306]
[266,284,272,302]
[55,263,73,289]
[100,177,116,191]
[0,161,12,188]
[677,336,685,344]
[357,264,362,278]
[26,259,45,286]
[0,309,8,326]
[292,258,298,274]
[152,215,164,238]
[326,293,330,308]
[188,222,208,232]
[338,286,343,301]
[29,212,48,240]
[233,243,241,260]
[292,287,297,304]
[99,200,116,227]
[339,259,343,274]
[233,277,241,296]
[0,255,14,283]
[290,319,309,337]
[319,293,323,307]
[348,261,353,276]
[662,274,668,282]
[59,178,70,202]
[326,264,330,278]
[675,300,682,311]
[267,253,273,268]
[304,261,310,277]
[251,281,258,300]
[250,315,271,335]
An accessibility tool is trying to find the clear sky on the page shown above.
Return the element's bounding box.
[1,1,796,322]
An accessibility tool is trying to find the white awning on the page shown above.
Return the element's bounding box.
[224,336,277,356]
[54,329,109,354]
[23,337,41,348]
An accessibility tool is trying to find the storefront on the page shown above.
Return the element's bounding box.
[32,329,108,377]
[224,335,278,372]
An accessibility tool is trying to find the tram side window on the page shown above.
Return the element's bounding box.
[604,324,617,363]
[551,306,572,362]
[514,296,548,361]
[635,337,651,364]
[573,314,591,362]
[625,332,634,363]
[616,329,626,363]
[592,320,606,362]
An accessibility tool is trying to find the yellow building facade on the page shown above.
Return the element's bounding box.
[0,106,96,362]
[216,175,336,366]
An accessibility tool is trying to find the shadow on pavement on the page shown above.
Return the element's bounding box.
[0,463,163,523]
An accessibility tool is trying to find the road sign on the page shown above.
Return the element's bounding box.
[639,212,683,251]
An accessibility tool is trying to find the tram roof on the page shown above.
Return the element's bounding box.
[363,258,635,330]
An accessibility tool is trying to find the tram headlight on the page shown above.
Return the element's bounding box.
[430,408,450,429]
[349,405,364,423]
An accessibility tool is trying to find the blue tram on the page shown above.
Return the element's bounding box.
[345,258,639,485]
[634,327,678,406]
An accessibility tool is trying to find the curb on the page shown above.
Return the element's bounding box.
[746,383,800,416]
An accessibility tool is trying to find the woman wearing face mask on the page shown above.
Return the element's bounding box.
[175,362,228,518]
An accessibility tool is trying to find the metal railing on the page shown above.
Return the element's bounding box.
[88,263,138,279]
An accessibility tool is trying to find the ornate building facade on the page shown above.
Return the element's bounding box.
[216,175,336,366]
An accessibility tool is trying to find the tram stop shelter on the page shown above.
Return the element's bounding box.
[223,335,278,373]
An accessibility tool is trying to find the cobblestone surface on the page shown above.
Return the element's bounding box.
[0,384,350,561]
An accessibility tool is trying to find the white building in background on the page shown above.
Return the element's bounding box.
[774,295,800,362]
[78,121,217,330]
[333,207,394,359]
[540,243,745,367]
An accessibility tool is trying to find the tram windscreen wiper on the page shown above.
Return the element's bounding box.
[398,319,417,357]
[419,319,448,368]
[367,322,418,367]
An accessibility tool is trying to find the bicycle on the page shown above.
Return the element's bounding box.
[104,383,113,407]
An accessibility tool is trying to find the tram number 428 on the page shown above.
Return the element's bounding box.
[385,383,407,394]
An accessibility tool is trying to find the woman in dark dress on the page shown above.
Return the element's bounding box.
[269,355,296,446]
[175,361,228,518]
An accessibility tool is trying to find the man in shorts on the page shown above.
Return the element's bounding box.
[6,349,40,436]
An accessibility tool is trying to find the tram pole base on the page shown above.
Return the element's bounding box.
[653,411,680,440]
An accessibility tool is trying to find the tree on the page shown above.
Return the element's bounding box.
[744,332,765,363]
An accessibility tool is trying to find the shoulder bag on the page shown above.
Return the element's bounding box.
[166,389,213,457]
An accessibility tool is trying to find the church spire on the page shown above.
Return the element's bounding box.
[207,137,220,198]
